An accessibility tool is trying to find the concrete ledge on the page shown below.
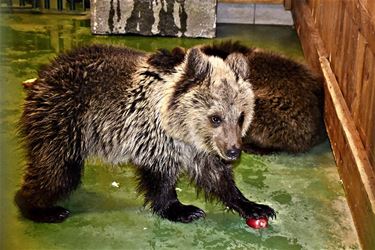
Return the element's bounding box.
[217,3,254,24]
[217,3,293,25]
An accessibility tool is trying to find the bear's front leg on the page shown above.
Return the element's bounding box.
[191,157,276,220]
[224,186,276,219]
[136,167,205,223]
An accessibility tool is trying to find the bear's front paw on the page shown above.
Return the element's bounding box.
[26,206,70,223]
[159,201,205,223]
[242,202,276,220]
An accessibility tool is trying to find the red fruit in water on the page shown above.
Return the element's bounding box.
[246,217,268,229]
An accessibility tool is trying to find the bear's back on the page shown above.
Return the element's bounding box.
[36,45,145,92]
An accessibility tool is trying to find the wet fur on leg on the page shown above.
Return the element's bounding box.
[135,167,205,223]
[190,154,276,220]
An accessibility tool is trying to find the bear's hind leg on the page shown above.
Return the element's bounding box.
[136,167,205,223]
[15,159,83,223]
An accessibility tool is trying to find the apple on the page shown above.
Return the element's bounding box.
[246,217,268,229]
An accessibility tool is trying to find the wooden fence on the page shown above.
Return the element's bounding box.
[291,0,375,249]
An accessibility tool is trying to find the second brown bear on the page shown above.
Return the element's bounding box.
[202,42,326,154]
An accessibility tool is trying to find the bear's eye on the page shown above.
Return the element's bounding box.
[238,112,245,127]
[210,115,222,127]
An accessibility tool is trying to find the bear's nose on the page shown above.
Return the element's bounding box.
[226,148,241,160]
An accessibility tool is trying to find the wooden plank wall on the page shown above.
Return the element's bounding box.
[292,0,375,249]
[307,0,375,170]
[306,0,375,175]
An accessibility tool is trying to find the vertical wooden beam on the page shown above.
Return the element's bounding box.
[291,0,327,73]
[351,33,366,126]
[361,50,375,168]
[284,0,291,10]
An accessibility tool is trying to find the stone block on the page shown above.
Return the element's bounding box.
[91,0,217,38]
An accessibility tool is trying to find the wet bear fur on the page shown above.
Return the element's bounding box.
[15,44,276,223]
[201,41,326,154]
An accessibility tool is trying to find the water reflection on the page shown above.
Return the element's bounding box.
[0,15,91,54]
[0,13,304,57]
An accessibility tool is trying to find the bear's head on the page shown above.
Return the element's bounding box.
[161,46,254,162]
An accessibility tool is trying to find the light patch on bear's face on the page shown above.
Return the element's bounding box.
[186,57,254,161]
[159,47,254,161]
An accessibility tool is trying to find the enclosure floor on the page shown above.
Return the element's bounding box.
[0,14,359,250]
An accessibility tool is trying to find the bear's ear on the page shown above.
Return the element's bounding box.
[148,47,186,73]
[169,48,210,109]
[225,53,249,80]
[185,47,210,81]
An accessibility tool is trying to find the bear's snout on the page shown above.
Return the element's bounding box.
[226,147,241,161]
[213,125,242,161]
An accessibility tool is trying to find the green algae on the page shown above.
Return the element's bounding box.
[0,13,359,250]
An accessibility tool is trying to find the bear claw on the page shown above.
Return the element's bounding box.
[160,202,205,223]
[243,203,276,220]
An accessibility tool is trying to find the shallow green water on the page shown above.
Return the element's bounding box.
[0,14,359,250]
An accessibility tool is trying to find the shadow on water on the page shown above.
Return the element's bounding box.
[0,13,359,250]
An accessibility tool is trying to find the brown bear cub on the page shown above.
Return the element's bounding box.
[201,41,326,154]
[15,44,276,223]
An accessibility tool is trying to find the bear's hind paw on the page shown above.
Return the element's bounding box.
[23,206,71,223]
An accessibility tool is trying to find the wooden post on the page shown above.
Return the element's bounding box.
[284,0,291,10]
